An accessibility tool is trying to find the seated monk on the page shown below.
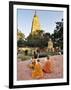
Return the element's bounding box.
[29,57,36,69]
[32,59,43,79]
[43,56,53,73]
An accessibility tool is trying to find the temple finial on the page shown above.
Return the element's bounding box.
[34,10,36,16]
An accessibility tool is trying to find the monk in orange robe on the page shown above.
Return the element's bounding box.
[43,56,53,73]
[32,59,43,79]
[29,57,36,69]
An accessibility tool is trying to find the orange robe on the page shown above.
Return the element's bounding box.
[32,63,43,79]
[29,59,36,69]
[43,60,53,73]
[29,63,34,69]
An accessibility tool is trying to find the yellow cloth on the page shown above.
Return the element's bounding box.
[29,63,34,69]
[32,63,43,79]
[28,59,36,69]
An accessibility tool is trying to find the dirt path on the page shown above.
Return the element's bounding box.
[17,55,63,80]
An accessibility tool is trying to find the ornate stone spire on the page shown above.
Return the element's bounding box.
[34,10,36,17]
[31,11,41,35]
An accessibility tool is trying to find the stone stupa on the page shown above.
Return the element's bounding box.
[31,11,41,35]
[47,38,54,52]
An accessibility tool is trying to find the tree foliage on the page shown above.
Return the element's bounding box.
[51,19,63,50]
[25,30,50,47]
[17,29,25,40]
[17,19,63,50]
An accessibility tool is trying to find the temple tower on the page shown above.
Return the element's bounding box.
[31,11,41,35]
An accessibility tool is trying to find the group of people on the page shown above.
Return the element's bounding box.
[29,56,53,79]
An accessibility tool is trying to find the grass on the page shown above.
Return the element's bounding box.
[17,54,31,61]
[17,50,60,61]
[47,51,60,56]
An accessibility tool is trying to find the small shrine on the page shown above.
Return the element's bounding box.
[47,38,54,52]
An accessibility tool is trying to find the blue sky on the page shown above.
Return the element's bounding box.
[17,9,63,37]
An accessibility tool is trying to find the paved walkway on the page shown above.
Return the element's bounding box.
[17,55,63,80]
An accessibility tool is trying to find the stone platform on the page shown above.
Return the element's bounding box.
[17,55,63,80]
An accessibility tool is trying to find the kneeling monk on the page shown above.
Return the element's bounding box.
[43,56,53,73]
[29,57,36,69]
[32,59,43,79]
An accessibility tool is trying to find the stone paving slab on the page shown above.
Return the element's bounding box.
[17,55,63,80]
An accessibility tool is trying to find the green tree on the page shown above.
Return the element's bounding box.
[17,29,25,40]
[51,19,63,50]
[26,30,49,48]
